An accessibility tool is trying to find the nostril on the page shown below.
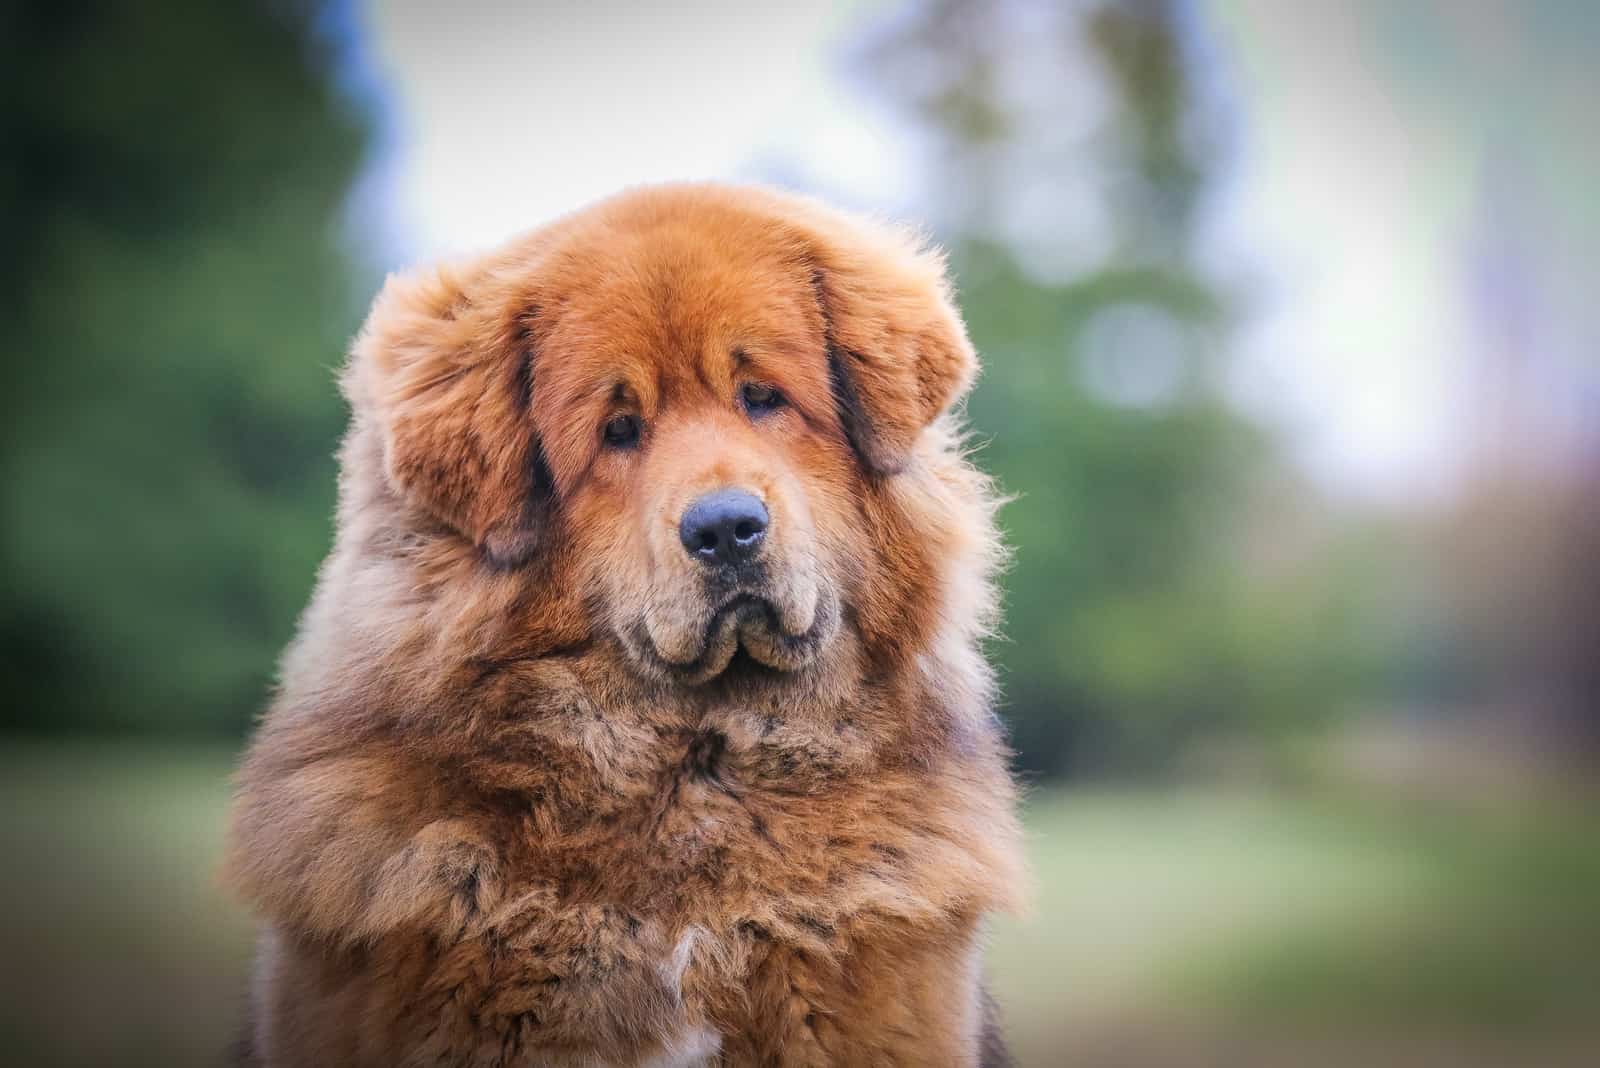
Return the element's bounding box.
[679,489,770,565]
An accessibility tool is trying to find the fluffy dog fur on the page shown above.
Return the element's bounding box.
[226,183,1025,1067]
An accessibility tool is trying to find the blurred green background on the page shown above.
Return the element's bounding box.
[3,1,1597,1065]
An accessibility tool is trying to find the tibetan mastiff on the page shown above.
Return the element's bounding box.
[227,183,1025,1067]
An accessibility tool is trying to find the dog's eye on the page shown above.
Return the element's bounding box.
[740,383,785,417]
[602,414,641,448]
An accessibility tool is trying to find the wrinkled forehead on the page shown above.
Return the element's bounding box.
[532,224,835,483]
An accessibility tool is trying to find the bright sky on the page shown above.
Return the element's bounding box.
[363,0,1593,504]
[365,0,905,256]
[1205,0,1480,501]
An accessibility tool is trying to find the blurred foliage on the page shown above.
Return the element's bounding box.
[1,3,1593,1065]
[855,0,1381,774]
[0,0,1386,769]
[0,0,373,734]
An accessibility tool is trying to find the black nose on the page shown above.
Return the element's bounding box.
[679,489,769,567]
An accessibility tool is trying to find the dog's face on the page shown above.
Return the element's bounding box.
[347,185,979,687]
[544,245,852,683]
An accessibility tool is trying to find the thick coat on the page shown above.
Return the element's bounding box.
[226,184,1026,1067]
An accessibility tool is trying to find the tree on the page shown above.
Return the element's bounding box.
[0,0,376,734]
[854,0,1362,773]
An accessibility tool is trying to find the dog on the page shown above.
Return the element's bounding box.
[226,183,1025,1066]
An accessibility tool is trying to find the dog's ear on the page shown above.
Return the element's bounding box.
[345,258,552,568]
[797,208,977,476]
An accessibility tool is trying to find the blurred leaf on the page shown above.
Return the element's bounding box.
[0,0,374,734]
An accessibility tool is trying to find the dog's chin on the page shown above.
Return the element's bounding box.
[626,589,839,686]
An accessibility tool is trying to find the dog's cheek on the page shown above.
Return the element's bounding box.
[795,453,873,600]
[848,482,943,663]
[563,482,657,633]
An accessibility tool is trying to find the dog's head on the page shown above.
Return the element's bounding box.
[345,185,984,686]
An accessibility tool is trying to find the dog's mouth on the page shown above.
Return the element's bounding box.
[625,587,839,685]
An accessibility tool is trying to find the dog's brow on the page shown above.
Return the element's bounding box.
[685,350,719,400]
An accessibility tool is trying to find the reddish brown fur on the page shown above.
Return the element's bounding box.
[226,183,1025,1067]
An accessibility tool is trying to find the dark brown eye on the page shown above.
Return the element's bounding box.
[602,414,640,448]
[740,382,784,417]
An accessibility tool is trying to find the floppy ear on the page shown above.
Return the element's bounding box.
[800,212,977,475]
[345,260,553,567]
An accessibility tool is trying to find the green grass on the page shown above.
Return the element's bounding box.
[991,786,1600,1066]
[2,740,1596,1067]
[0,740,253,1068]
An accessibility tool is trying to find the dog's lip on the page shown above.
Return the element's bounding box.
[658,594,783,669]
[632,588,836,684]
[706,592,777,635]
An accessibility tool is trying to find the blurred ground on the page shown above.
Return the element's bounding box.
[2,739,1595,1067]
[990,784,1600,1066]
[0,741,252,1067]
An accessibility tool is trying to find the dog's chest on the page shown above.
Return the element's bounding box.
[520,717,847,897]
[413,722,877,1064]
